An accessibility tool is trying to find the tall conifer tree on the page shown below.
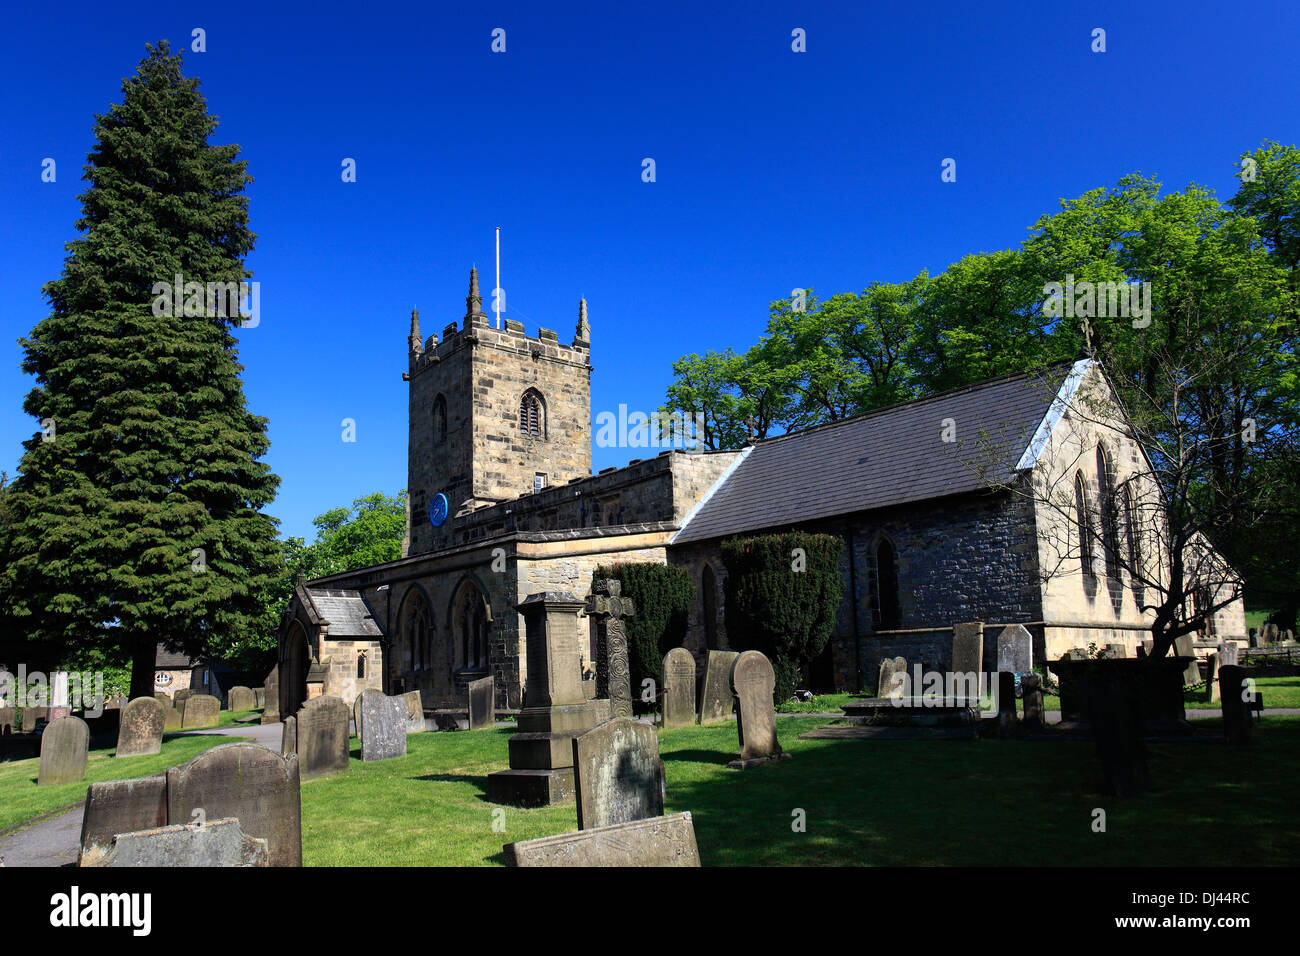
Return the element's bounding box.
[2,41,284,697]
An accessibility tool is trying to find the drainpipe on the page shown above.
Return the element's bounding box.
[846,524,863,693]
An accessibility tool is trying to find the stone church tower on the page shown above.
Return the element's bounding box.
[404,268,592,554]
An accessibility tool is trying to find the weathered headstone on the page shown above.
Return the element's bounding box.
[996,624,1033,674]
[1090,671,1149,797]
[504,811,700,867]
[162,705,181,733]
[1021,673,1045,732]
[402,690,425,733]
[115,697,165,758]
[154,693,172,705]
[0,707,14,735]
[260,665,280,725]
[1218,642,1240,666]
[280,715,298,756]
[182,694,220,729]
[297,695,350,778]
[877,656,907,698]
[1105,643,1130,659]
[227,686,256,711]
[360,694,407,761]
[37,716,90,786]
[951,621,984,676]
[997,671,1017,733]
[729,651,785,767]
[1204,652,1220,703]
[1248,628,1262,649]
[1173,635,1201,686]
[698,650,738,724]
[78,775,168,866]
[468,676,495,730]
[167,743,302,867]
[174,688,196,707]
[1219,665,1252,745]
[254,688,266,709]
[586,578,635,719]
[89,818,269,868]
[573,717,663,830]
[661,648,696,729]
[21,705,49,733]
[352,687,381,736]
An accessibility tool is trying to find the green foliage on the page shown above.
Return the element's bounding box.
[0,41,285,695]
[721,533,845,702]
[293,491,407,579]
[591,562,694,701]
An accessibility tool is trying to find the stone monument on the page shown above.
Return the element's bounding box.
[661,648,696,729]
[586,578,635,719]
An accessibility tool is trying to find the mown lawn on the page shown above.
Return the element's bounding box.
[299,716,1300,867]
[0,732,250,834]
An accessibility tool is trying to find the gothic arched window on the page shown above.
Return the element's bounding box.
[519,390,543,438]
[1096,445,1119,578]
[1075,471,1096,582]
[1121,485,1145,606]
[433,394,447,444]
[874,537,900,629]
[357,651,367,679]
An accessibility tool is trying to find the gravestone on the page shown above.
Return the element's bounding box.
[661,648,696,729]
[0,707,14,735]
[21,705,48,732]
[996,624,1033,674]
[260,665,280,725]
[91,818,269,868]
[115,697,165,758]
[227,686,256,711]
[167,743,302,866]
[352,687,381,736]
[468,676,495,730]
[360,694,407,761]
[586,578,635,719]
[254,688,266,709]
[297,695,350,778]
[1105,643,1130,659]
[1248,628,1262,649]
[1204,653,1220,703]
[1173,635,1201,686]
[487,592,611,806]
[1266,623,1279,643]
[182,694,220,729]
[573,717,663,830]
[1090,670,1149,796]
[729,651,786,768]
[1218,665,1252,746]
[402,690,425,733]
[504,811,700,867]
[1218,642,1240,666]
[280,715,297,756]
[1020,674,1045,732]
[37,716,90,786]
[997,671,1017,733]
[877,656,908,698]
[154,693,172,705]
[951,621,984,676]
[698,650,738,724]
[78,775,168,866]
[174,688,196,707]
[163,705,181,733]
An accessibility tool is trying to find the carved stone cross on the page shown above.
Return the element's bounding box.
[586,579,636,718]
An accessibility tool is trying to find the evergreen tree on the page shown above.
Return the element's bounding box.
[1,41,285,698]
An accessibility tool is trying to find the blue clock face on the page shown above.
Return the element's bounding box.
[429,492,449,527]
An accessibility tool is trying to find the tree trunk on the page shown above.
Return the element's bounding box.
[129,637,156,700]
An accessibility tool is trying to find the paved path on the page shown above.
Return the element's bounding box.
[0,723,266,868]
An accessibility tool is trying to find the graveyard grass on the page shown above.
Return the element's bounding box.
[0,732,251,834]
[300,716,1300,866]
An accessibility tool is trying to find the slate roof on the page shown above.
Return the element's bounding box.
[306,589,383,637]
[672,362,1080,545]
[155,644,198,668]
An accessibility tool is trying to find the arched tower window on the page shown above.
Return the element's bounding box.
[519,390,544,438]
[874,537,900,630]
[701,564,717,650]
[433,394,447,444]
[1075,471,1096,582]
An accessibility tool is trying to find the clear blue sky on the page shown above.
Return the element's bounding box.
[2,1,1296,542]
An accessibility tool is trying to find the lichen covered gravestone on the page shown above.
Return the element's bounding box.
[297,695,350,778]
[361,694,407,761]
[468,676,495,730]
[38,716,90,786]
[227,686,256,711]
[661,648,696,729]
[698,650,738,724]
[504,812,700,867]
[729,651,787,768]
[573,717,663,830]
[78,775,168,866]
[182,694,220,729]
[90,818,269,868]
[167,743,302,866]
[115,697,165,758]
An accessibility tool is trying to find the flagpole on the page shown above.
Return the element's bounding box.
[495,227,501,329]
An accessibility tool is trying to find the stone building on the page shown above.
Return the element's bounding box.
[273,270,1245,714]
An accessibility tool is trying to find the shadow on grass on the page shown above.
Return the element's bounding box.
[661,748,734,766]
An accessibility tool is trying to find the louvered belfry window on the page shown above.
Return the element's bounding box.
[520,392,541,436]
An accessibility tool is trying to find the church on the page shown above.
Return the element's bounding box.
[272,268,1245,716]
